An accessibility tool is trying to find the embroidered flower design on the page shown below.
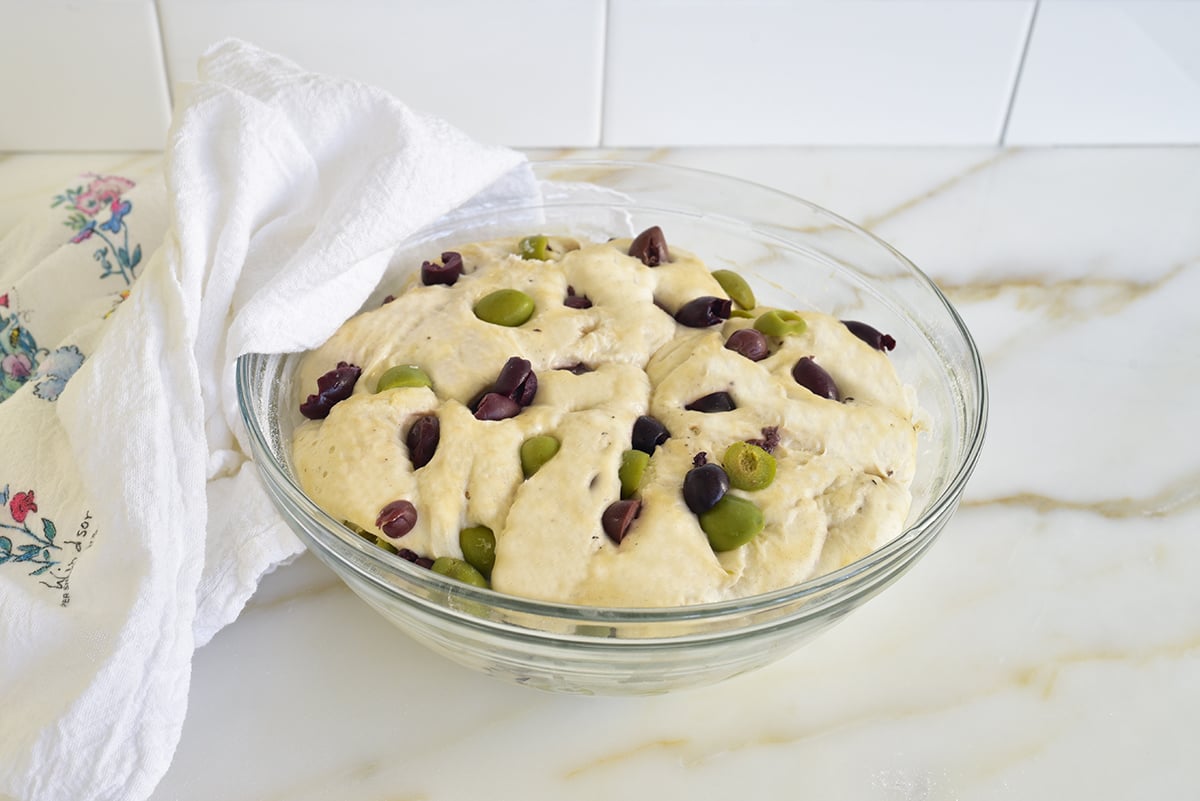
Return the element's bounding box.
[0,484,60,578]
[32,345,85,401]
[53,175,142,286]
[100,199,131,234]
[9,491,36,523]
[2,353,32,380]
[71,219,97,243]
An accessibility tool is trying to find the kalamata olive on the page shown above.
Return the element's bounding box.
[792,357,840,400]
[685,391,736,413]
[628,226,670,266]
[631,415,671,454]
[405,414,440,469]
[474,393,521,420]
[674,296,732,328]
[683,462,730,514]
[564,285,592,308]
[397,548,435,569]
[376,500,417,539]
[842,320,896,351]
[421,252,463,286]
[299,361,361,419]
[724,328,769,361]
[493,356,538,406]
[602,499,641,544]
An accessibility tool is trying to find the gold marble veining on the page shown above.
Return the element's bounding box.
[563,738,690,780]
[961,470,1200,519]
[937,259,1193,320]
[859,149,1021,231]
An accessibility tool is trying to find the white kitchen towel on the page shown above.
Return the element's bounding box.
[0,40,526,801]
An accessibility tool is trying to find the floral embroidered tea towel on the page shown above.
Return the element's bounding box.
[0,39,524,801]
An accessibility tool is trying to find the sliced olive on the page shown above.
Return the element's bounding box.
[519,235,551,260]
[459,525,496,579]
[618,449,650,499]
[722,441,776,491]
[754,310,807,338]
[431,557,489,588]
[712,269,756,310]
[376,364,432,392]
[699,495,764,552]
[474,289,535,327]
[520,435,560,478]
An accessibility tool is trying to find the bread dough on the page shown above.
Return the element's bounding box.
[292,235,917,606]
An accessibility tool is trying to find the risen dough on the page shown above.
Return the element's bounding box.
[293,236,917,606]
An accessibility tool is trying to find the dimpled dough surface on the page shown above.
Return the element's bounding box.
[292,236,917,606]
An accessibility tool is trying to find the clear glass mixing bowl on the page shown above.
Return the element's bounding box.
[237,160,987,695]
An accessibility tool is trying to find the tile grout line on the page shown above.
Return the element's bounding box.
[999,0,1041,146]
[597,0,613,148]
[151,0,174,114]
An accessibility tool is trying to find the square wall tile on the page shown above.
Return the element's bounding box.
[603,0,1035,146]
[1005,1,1200,144]
[0,1,171,150]
[158,0,606,148]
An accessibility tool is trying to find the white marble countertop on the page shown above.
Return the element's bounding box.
[2,147,1197,800]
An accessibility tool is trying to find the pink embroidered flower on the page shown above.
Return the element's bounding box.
[85,174,135,207]
[71,220,97,243]
[10,490,36,524]
[72,191,105,217]
[2,353,32,379]
[0,294,7,307]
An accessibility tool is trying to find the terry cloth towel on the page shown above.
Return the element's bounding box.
[0,40,526,801]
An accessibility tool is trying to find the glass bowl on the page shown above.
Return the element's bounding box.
[237,160,987,695]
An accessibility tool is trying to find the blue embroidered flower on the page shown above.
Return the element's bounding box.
[100,199,131,234]
[32,345,85,402]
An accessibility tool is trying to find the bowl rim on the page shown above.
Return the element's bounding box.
[237,158,988,625]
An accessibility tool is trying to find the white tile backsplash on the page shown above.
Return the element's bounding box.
[1005,0,1200,145]
[2,0,1199,151]
[603,0,1035,146]
[0,0,171,151]
[157,0,606,148]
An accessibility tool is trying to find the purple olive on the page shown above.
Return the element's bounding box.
[842,320,896,351]
[685,391,736,413]
[725,328,769,361]
[628,226,670,266]
[493,356,538,406]
[474,393,522,421]
[421,251,463,286]
[602,499,641,543]
[631,415,671,454]
[683,463,730,514]
[675,296,732,328]
[405,414,440,469]
[376,500,417,539]
[299,361,361,419]
[792,357,840,400]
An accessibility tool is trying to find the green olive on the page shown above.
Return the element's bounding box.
[729,308,756,319]
[459,525,496,578]
[753,309,807,337]
[474,289,535,327]
[618,449,650,499]
[699,494,764,552]
[722,441,776,491]
[376,364,433,392]
[520,435,561,478]
[712,269,756,310]
[431,557,489,588]
[519,235,551,260]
